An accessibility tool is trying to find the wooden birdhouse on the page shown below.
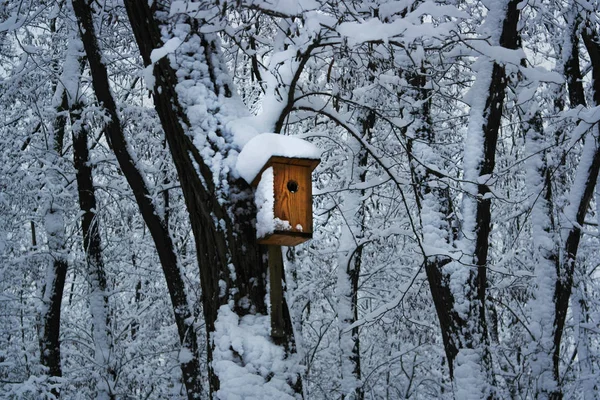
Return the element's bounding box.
[251,156,320,246]
[236,133,321,247]
[236,133,320,337]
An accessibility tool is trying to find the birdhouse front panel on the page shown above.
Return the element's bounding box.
[273,162,312,233]
[256,156,319,246]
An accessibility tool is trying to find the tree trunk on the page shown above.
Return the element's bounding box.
[38,64,71,399]
[550,21,600,400]
[524,108,560,396]
[39,231,67,395]
[72,103,116,399]
[450,1,522,397]
[70,2,203,398]
[405,61,464,382]
[337,117,370,400]
[122,1,302,396]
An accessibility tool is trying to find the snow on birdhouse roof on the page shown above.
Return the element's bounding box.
[236,133,321,184]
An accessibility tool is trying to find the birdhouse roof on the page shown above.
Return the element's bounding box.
[236,133,321,184]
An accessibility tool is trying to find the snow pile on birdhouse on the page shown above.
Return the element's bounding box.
[235,133,321,185]
[255,167,276,238]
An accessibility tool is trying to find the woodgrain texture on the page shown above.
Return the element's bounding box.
[255,156,319,246]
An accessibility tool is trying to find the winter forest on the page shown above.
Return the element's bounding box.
[2,0,600,398]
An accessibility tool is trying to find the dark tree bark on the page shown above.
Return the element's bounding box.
[465,0,521,386]
[39,239,67,394]
[70,2,203,398]
[564,18,586,110]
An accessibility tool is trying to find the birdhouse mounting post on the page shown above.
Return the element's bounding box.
[268,245,285,338]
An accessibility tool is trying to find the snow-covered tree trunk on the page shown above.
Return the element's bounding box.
[39,210,68,392]
[336,124,369,400]
[551,19,600,400]
[69,55,116,397]
[407,63,461,383]
[41,28,117,399]
[521,7,586,397]
[38,45,72,397]
[72,113,115,400]
[524,108,560,397]
[70,1,204,398]
[572,280,599,399]
[123,1,303,397]
[449,1,522,397]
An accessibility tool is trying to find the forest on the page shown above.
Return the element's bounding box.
[1,0,599,399]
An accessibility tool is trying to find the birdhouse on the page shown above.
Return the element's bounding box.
[251,156,320,246]
[236,133,320,338]
[236,133,321,247]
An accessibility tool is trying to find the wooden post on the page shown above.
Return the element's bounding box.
[268,245,285,338]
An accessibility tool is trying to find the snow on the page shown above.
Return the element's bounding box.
[454,349,487,400]
[338,18,457,46]
[226,117,261,149]
[253,165,295,239]
[178,347,194,363]
[150,37,182,63]
[243,0,319,16]
[337,1,465,45]
[274,218,292,231]
[235,133,321,184]
[142,65,155,90]
[44,209,64,237]
[469,42,526,67]
[169,1,201,16]
[61,35,84,107]
[212,305,302,400]
[0,14,17,32]
[255,167,275,239]
[521,66,563,85]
